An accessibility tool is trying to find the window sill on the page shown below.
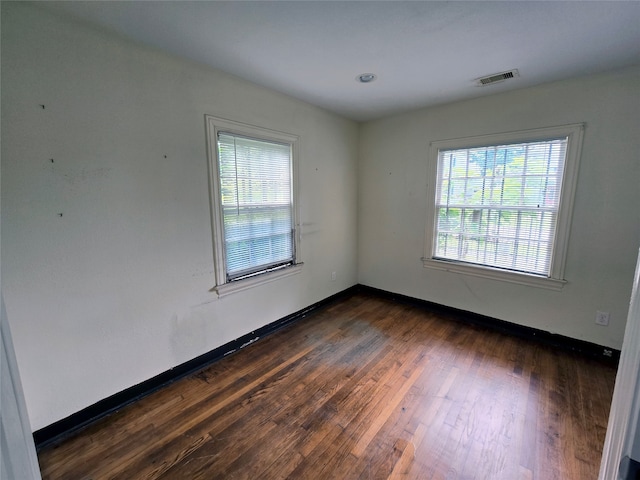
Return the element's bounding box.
[213,263,304,298]
[422,258,566,291]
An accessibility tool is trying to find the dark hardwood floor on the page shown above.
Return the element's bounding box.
[38,292,616,479]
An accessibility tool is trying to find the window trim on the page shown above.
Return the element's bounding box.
[205,115,302,297]
[423,123,584,290]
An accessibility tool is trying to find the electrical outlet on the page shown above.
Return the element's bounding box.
[331,271,337,281]
[595,311,610,326]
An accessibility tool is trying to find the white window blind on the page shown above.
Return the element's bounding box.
[434,138,568,276]
[217,132,294,281]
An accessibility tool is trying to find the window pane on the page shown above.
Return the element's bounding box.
[434,137,567,276]
[218,133,294,279]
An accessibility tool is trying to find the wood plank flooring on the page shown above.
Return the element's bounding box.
[37,292,617,479]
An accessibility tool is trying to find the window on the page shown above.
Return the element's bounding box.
[206,116,302,296]
[423,124,584,290]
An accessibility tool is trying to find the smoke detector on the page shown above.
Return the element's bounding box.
[475,69,520,86]
[357,73,377,83]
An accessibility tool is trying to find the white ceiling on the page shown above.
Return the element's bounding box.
[39,1,640,121]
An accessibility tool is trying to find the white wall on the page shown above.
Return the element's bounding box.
[359,67,640,350]
[1,3,358,431]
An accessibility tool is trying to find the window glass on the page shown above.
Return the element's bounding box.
[424,124,584,289]
[206,116,301,295]
[434,139,567,276]
[217,133,294,280]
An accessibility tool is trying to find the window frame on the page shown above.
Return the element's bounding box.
[205,115,302,297]
[423,123,584,291]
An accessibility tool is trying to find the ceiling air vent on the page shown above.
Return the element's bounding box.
[476,69,519,86]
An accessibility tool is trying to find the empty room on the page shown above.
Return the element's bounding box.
[2,1,640,479]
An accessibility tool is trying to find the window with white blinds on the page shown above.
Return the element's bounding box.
[206,116,301,295]
[217,132,294,281]
[424,124,584,289]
